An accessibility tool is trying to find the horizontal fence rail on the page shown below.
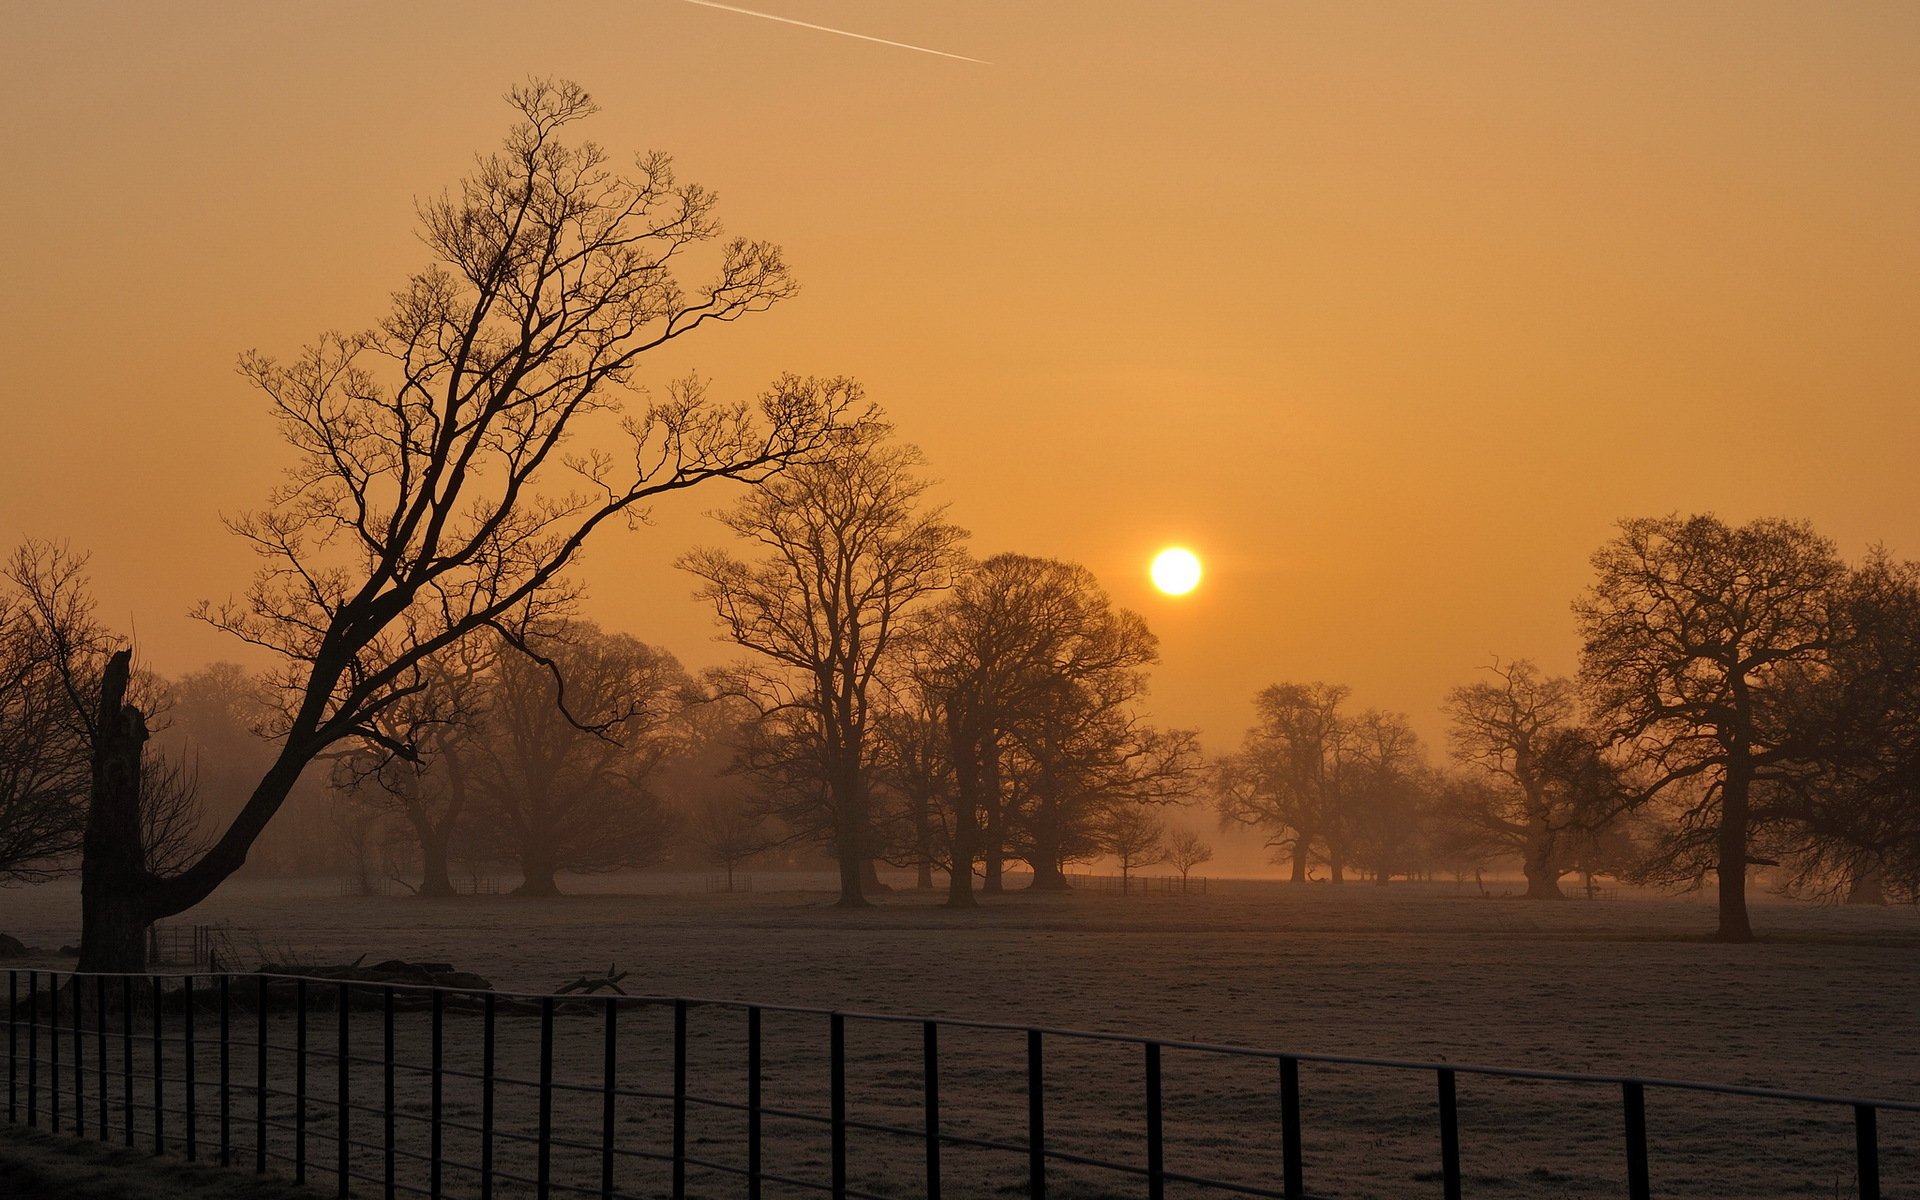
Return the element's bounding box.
[5,968,1914,1199]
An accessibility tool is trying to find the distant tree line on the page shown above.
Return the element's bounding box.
[1216,514,1920,941]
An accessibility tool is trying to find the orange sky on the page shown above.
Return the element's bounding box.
[3,1,1917,757]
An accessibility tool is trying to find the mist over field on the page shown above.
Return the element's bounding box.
[5,3,1919,1196]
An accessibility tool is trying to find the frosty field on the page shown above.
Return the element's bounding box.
[5,876,1918,1198]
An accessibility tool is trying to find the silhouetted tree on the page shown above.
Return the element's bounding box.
[1100,802,1167,895]
[1576,514,1847,941]
[1333,708,1430,886]
[1217,682,1350,881]
[1166,828,1213,887]
[0,544,90,881]
[689,794,766,891]
[469,624,686,895]
[1444,660,1630,898]
[683,434,966,906]
[332,634,493,896]
[76,79,859,968]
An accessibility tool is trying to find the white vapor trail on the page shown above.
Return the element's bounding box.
[678,0,991,64]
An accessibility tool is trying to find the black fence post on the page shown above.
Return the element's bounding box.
[338,980,351,1199]
[1437,1067,1461,1200]
[72,972,85,1139]
[480,993,495,1200]
[152,974,164,1154]
[1279,1055,1303,1200]
[219,974,231,1168]
[24,971,35,1129]
[923,1021,940,1200]
[674,999,689,1200]
[601,997,617,1200]
[1622,1081,1650,1200]
[256,974,269,1174]
[1027,1029,1046,1200]
[96,974,108,1142]
[538,995,554,1200]
[384,987,396,1200]
[5,972,15,1125]
[1145,1042,1163,1200]
[748,1006,763,1200]
[296,977,308,1186]
[48,972,60,1133]
[830,1011,846,1200]
[121,975,133,1148]
[184,975,196,1161]
[431,988,444,1200]
[1856,1105,1880,1200]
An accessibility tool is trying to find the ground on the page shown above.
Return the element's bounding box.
[4,873,1917,1197]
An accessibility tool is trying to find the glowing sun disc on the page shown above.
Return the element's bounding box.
[1151,548,1202,595]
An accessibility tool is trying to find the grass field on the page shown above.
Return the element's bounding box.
[4,873,1918,1197]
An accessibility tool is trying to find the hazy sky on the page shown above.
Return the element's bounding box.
[3,2,1916,753]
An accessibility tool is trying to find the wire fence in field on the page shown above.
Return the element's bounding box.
[5,968,1914,1199]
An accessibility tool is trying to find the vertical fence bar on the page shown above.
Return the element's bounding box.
[184,975,196,1161]
[538,996,554,1200]
[383,987,395,1200]
[674,999,689,1200]
[219,974,231,1167]
[922,1021,940,1200]
[1856,1105,1880,1200]
[121,975,134,1147]
[296,977,308,1185]
[748,1006,763,1200]
[1622,1081,1650,1200]
[600,998,617,1200]
[48,972,60,1133]
[73,971,85,1138]
[338,981,351,1199]
[1279,1055,1303,1200]
[5,972,14,1124]
[96,974,108,1142]
[480,993,495,1200]
[830,1011,846,1200]
[431,988,445,1200]
[24,972,35,1128]
[151,974,164,1154]
[1144,1042,1163,1200]
[1437,1068,1461,1200]
[1027,1029,1046,1200]
[256,975,269,1174]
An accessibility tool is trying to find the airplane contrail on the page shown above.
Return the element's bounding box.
[678,0,991,65]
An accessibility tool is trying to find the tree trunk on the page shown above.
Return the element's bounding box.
[1027,858,1071,891]
[413,820,457,898]
[1846,868,1887,906]
[77,651,154,973]
[515,851,561,897]
[915,857,934,890]
[945,712,981,909]
[1520,808,1565,899]
[1715,768,1754,942]
[862,858,892,894]
[980,746,1004,894]
[1289,840,1310,883]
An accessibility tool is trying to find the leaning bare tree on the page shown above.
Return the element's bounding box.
[78,79,861,968]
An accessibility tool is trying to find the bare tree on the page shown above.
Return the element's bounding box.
[468,624,686,895]
[682,434,966,907]
[1443,660,1631,899]
[1166,828,1213,888]
[78,80,860,968]
[689,794,766,891]
[1216,682,1351,882]
[332,633,493,896]
[1100,802,1167,895]
[1576,514,1847,941]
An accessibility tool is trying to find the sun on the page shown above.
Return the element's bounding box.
[1150,547,1202,595]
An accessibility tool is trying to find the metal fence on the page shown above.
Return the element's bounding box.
[4,968,1913,1199]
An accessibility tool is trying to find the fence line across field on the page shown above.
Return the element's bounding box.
[5,969,1911,1200]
